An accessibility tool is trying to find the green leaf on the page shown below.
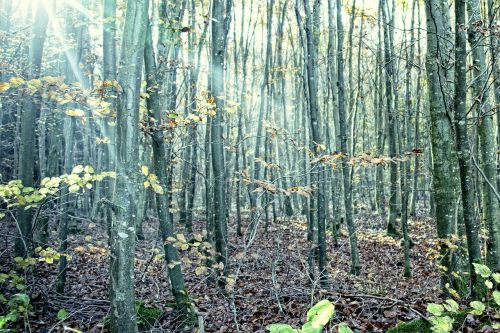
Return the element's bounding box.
[84,165,94,174]
[472,263,491,278]
[492,273,500,283]
[57,308,68,320]
[68,184,80,193]
[427,303,444,316]
[71,165,84,174]
[492,290,500,306]
[430,315,454,333]
[8,293,29,307]
[443,299,459,313]
[485,280,493,289]
[300,322,322,333]
[266,323,297,333]
[338,322,354,333]
[306,299,335,329]
[22,187,34,193]
[469,301,485,315]
[0,312,18,329]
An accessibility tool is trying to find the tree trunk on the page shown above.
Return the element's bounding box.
[210,0,233,280]
[454,0,482,294]
[467,0,500,273]
[336,0,361,275]
[108,1,148,331]
[15,0,49,257]
[424,0,462,291]
[144,18,195,323]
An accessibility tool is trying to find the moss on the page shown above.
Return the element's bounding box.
[102,300,164,331]
[386,310,469,333]
[386,318,431,333]
[135,300,163,331]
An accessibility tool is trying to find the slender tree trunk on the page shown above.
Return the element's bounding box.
[454,0,482,294]
[15,0,49,257]
[424,0,462,291]
[380,0,399,237]
[210,0,233,279]
[467,0,500,272]
[144,19,194,323]
[108,1,148,331]
[336,0,361,275]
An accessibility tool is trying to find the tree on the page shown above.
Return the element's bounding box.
[424,0,463,290]
[15,0,50,257]
[336,0,361,275]
[209,0,232,279]
[108,0,148,331]
[466,0,500,272]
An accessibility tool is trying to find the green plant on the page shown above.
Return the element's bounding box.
[266,299,348,333]
[0,293,30,330]
[425,263,500,333]
[103,300,163,331]
[135,300,163,330]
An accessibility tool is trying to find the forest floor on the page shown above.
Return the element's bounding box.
[1,210,443,332]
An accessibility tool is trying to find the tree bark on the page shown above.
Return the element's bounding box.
[109,1,148,331]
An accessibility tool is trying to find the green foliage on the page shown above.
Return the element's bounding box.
[442,299,459,313]
[338,322,354,333]
[385,319,430,333]
[390,285,500,333]
[57,309,68,320]
[266,323,298,333]
[469,301,485,315]
[135,300,163,330]
[426,303,444,317]
[429,315,453,333]
[469,263,498,297]
[102,300,163,330]
[0,166,115,210]
[0,293,30,330]
[493,290,500,306]
[472,263,491,279]
[266,300,337,333]
[306,300,335,328]
[0,248,67,330]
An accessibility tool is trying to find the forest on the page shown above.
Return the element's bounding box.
[0,0,499,332]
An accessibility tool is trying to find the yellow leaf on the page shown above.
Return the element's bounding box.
[45,257,54,264]
[151,183,164,194]
[164,237,177,244]
[167,261,181,269]
[74,246,85,253]
[0,82,10,92]
[72,165,84,174]
[195,266,207,276]
[65,109,85,117]
[176,234,186,243]
[9,77,25,87]
[84,165,94,174]
[68,184,80,193]
[141,165,149,176]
